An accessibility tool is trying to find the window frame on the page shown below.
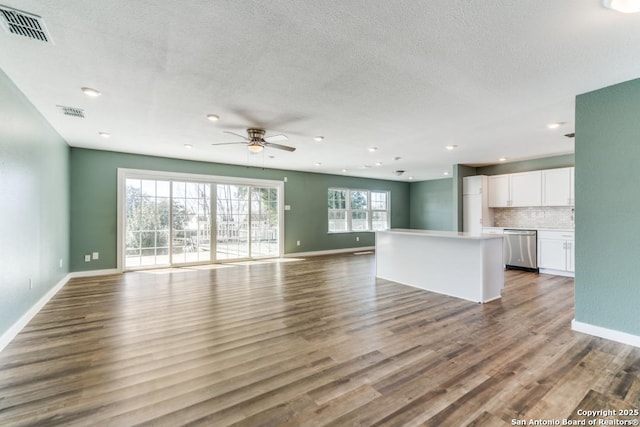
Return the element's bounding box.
[327,188,390,233]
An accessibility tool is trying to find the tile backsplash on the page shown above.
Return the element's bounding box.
[492,206,574,229]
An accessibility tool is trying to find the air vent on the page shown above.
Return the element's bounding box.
[564,132,575,138]
[0,4,53,44]
[57,105,85,118]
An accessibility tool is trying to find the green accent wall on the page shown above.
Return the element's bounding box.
[476,154,574,176]
[408,178,454,231]
[575,78,640,336]
[70,148,410,271]
[0,69,70,338]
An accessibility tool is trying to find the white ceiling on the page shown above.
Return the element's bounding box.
[1,1,639,181]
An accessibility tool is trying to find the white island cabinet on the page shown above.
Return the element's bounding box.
[376,229,504,303]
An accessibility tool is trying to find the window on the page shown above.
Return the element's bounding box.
[328,188,390,232]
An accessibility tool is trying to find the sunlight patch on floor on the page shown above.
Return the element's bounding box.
[227,257,305,266]
[138,264,234,274]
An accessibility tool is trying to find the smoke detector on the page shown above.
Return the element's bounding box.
[0,5,53,43]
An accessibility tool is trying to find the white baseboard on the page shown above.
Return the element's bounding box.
[285,246,375,258]
[0,273,71,353]
[539,268,574,278]
[68,268,120,278]
[572,319,640,348]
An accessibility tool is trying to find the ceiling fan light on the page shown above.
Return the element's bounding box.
[603,0,640,13]
[248,143,263,153]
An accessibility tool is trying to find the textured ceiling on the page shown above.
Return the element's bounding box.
[1,1,639,180]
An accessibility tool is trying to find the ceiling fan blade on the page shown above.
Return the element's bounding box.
[223,130,249,140]
[264,134,288,143]
[264,142,296,152]
[211,142,248,146]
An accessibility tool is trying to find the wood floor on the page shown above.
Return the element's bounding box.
[1,253,639,426]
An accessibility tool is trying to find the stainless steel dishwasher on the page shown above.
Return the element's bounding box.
[503,229,538,272]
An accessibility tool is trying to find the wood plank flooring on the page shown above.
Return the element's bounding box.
[1,253,639,426]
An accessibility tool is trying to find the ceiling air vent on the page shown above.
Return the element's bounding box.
[57,105,85,118]
[564,132,575,138]
[0,4,53,44]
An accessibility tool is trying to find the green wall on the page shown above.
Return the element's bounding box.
[408,178,454,231]
[574,78,640,336]
[0,69,70,338]
[70,148,410,271]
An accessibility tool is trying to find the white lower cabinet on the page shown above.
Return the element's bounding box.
[538,230,574,276]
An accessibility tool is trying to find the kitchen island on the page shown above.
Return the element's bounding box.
[376,229,504,303]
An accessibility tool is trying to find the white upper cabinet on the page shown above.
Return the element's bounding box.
[488,175,510,207]
[542,167,574,206]
[488,171,542,207]
[510,171,542,207]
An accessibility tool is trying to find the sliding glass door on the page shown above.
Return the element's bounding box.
[125,178,171,268]
[250,187,279,258]
[171,181,212,264]
[215,184,249,260]
[121,171,283,270]
[214,185,279,260]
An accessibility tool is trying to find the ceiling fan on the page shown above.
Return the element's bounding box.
[212,128,296,153]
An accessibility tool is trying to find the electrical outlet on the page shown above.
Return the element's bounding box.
[84,254,91,262]
[356,236,360,242]
[284,177,288,182]
[296,240,300,246]
[59,258,63,268]
[92,252,99,260]
[29,277,33,289]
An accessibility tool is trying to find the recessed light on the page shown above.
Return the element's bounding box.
[547,122,566,129]
[393,156,402,161]
[499,157,507,162]
[368,147,378,152]
[443,171,450,176]
[375,162,383,166]
[445,145,457,150]
[408,176,414,180]
[81,87,101,97]
[184,144,193,149]
[314,136,324,142]
[603,0,640,13]
[206,114,219,122]
[342,169,348,173]
[363,164,372,168]
[315,162,322,166]
[98,132,111,139]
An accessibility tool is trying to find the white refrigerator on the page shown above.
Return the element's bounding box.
[463,175,493,234]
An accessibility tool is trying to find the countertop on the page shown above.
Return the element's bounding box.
[483,226,574,233]
[379,229,505,240]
